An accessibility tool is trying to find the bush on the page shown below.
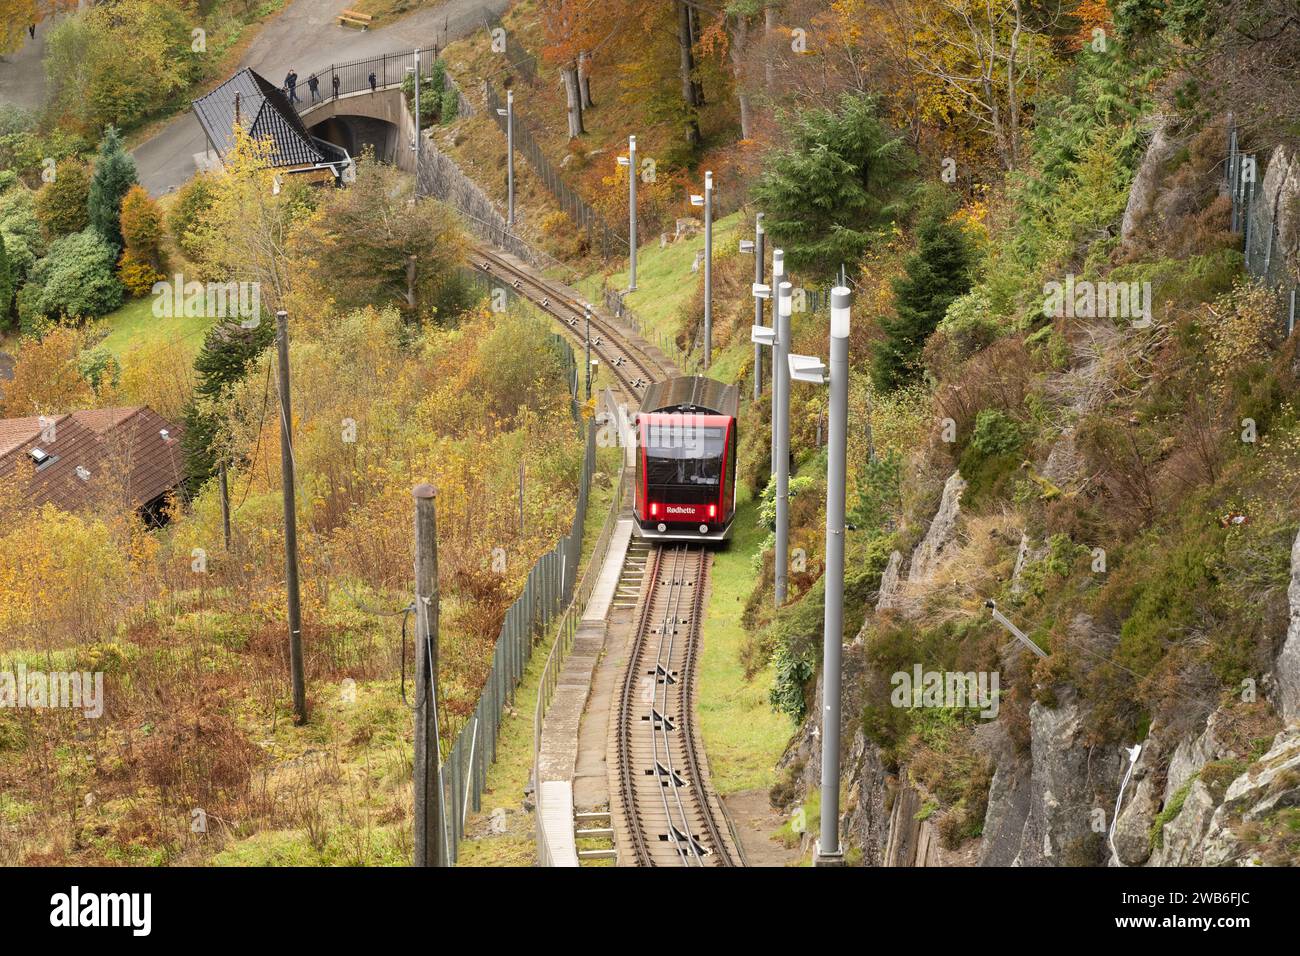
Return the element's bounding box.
[16,228,123,331]
[118,251,165,297]
[168,175,216,265]
[118,185,166,295]
[35,161,92,241]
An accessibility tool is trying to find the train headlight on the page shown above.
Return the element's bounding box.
[708,504,717,519]
[657,523,667,533]
[699,524,708,534]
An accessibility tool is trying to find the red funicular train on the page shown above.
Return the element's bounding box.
[634,376,739,542]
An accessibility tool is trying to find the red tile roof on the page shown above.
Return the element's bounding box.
[0,406,185,514]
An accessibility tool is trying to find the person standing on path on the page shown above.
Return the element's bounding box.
[332,72,340,100]
[28,24,35,39]
[307,74,321,104]
[368,71,377,94]
[285,69,300,104]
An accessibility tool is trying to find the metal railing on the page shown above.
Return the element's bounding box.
[533,461,627,865]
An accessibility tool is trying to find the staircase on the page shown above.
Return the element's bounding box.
[574,808,617,865]
[614,538,652,610]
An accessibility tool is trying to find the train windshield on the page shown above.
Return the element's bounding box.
[644,423,727,503]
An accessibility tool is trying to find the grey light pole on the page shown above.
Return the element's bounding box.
[788,286,852,866]
[496,90,515,227]
[774,279,792,607]
[704,171,713,369]
[770,248,785,477]
[753,214,765,399]
[618,135,638,291]
[412,49,422,179]
[584,305,592,400]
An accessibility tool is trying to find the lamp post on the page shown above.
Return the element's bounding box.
[775,279,792,605]
[770,248,785,476]
[408,50,422,179]
[689,172,714,368]
[788,286,852,866]
[617,136,638,291]
[740,214,766,400]
[584,304,592,401]
[495,89,515,227]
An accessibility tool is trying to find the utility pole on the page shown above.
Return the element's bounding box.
[774,278,793,606]
[412,483,443,867]
[753,214,765,399]
[584,304,592,400]
[218,460,231,551]
[618,135,638,291]
[275,310,307,725]
[786,286,851,866]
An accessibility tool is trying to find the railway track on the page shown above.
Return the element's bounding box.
[470,244,671,404]
[471,241,737,866]
[612,545,739,866]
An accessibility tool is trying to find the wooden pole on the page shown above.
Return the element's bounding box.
[276,310,308,725]
[412,483,442,866]
[218,460,231,551]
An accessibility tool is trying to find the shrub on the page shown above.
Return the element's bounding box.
[168,175,216,264]
[117,251,165,297]
[16,228,123,331]
[35,161,92,241]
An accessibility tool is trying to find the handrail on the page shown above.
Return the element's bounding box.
[533,463,627,865]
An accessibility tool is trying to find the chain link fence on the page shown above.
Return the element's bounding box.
[434,365,596,867]
[483,78,625,260]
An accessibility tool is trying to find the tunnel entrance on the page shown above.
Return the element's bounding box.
[308,115,399,165]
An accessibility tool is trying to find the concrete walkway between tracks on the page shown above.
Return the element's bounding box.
[535,515,634,866]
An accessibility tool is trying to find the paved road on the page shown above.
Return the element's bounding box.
[0,0,505,194]
[0,19,52,113]
[87,0,503,196]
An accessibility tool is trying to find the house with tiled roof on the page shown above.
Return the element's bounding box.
[0,406,185,523]
[192,68,353,184]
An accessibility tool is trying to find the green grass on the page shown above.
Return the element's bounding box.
[697,490,795,794]
[576,211,745,366]
[97,296,215,363]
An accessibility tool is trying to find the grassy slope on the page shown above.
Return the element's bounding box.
[454,444,623,866]
[699,491,793,794]
[97,296,215,363]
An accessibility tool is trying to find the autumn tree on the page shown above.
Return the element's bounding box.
[0,323,97,416]
[541,0,604,138]
[291,158,470,323]
[118,184,167,296]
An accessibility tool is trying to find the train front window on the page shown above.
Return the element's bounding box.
[645,423,726,504]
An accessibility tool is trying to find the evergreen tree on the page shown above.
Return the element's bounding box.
[751,93,913,278]
[87,126,138,249]
[872,196,972,391]
[181,319,274,487]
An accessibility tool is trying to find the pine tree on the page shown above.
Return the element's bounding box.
[751,93,913,278]
[181,320,273,487]
[872,199,972,391]
[87,126,138,249]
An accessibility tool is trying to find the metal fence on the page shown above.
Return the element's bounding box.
[600,284,703,375]
[1228,124,1299,335]
[433,369,596,867]
[483,78,625,259]
[533,461,626,865]
[298,48,442,103]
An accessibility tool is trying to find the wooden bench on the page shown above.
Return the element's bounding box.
[337,9,372,29]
